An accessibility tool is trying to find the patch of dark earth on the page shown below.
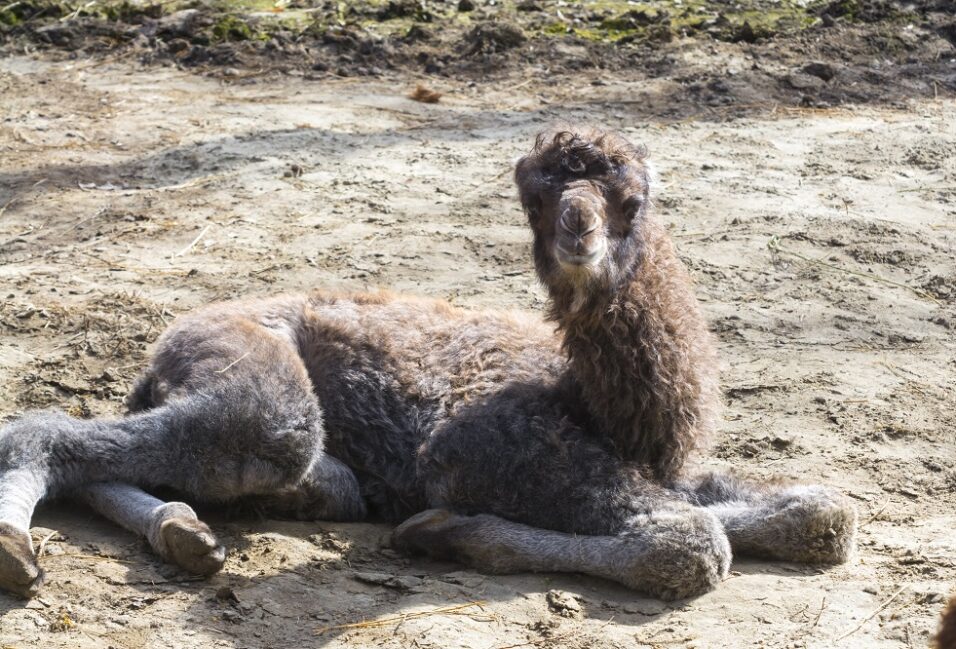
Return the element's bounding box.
[0,0,954,118]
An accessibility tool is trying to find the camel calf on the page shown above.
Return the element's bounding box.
[0,127,857,600]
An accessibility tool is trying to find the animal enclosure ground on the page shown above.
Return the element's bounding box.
[0,38,955,649]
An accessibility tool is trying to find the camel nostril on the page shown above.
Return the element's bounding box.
[559,210,599,237]
[579,222,598,237]
[558,210,576,235]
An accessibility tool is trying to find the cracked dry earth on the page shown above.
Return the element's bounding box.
[0,57,954,648]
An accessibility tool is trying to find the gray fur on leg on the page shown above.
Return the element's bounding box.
[711,485,857,564]
[249,454,367,522]
[392,506,730,601]
[80,483,226,576]
[678,473,857,564]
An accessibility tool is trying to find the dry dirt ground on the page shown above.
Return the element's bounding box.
[0,54,954,648]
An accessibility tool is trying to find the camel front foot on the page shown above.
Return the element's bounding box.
[0,523,44,598]
[391,508,731,602]
[721,485,858,565]
[771,486,857,564]
[624,511,731,600]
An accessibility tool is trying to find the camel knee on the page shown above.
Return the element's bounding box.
[168,382,325,499]
[252,454,367,521]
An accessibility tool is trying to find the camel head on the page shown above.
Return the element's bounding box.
[515,127,652,301]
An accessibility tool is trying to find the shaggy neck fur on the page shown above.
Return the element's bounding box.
[550,216,719,481]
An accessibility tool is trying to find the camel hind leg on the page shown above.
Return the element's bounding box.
[80,483,226,576]
[0,469,48,596]
[675,472,857,564]
[0,313,327,597]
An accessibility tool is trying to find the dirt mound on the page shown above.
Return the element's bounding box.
[0,0,954,113]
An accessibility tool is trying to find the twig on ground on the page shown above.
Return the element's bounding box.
[174,224,211,257]
[810,596,827,629]
[0,195,19,219]
[315,601,493,635]
[43,552,138,565]
[767,235,938,304]
[34,530,59,557]
[861,499,890,528]
[834,585,907,642]
[896,185,956,194]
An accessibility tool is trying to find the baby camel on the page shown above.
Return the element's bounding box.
[0,127,857,601]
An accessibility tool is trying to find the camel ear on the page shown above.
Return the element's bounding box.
[642,159,658,200]
[625,141,649,163]
[605,132,647,166]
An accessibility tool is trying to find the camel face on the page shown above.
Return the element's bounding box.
[515,128,651,293]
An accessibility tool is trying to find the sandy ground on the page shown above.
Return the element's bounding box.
[0,56,954,648]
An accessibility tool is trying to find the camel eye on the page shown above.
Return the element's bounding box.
[622,196,643,221]
[525,195,543,223]
[562,154,586,175]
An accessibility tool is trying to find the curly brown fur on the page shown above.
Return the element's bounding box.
[936,595,956,649]
[0,126,854,602]
[515,128,718,480]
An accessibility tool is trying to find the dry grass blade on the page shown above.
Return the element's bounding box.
[34,530,60,558]
[315,601,492,635]
[61,0,96,21]
[767,235,938,304]
[896,185,956,194]
[834,585,907,642]
[0,195,19,219]
[216,351,250,374]
[175,224,211,257]
[860,499,890,528]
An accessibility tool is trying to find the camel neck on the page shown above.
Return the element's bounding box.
[552,228,717,480]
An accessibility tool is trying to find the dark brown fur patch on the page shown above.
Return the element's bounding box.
[936,596,956,649]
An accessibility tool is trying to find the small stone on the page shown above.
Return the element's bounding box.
[770,436,792,450]
[802,61,836,81]
[786,72,824,91]
[457,0,475,11]
[546,590,582,618]
[215,586,240,603]
[221,609,243,624]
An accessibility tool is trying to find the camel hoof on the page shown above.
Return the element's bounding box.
[0,523,44,599]
[391,509,459,554]
[159,518,226,576]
